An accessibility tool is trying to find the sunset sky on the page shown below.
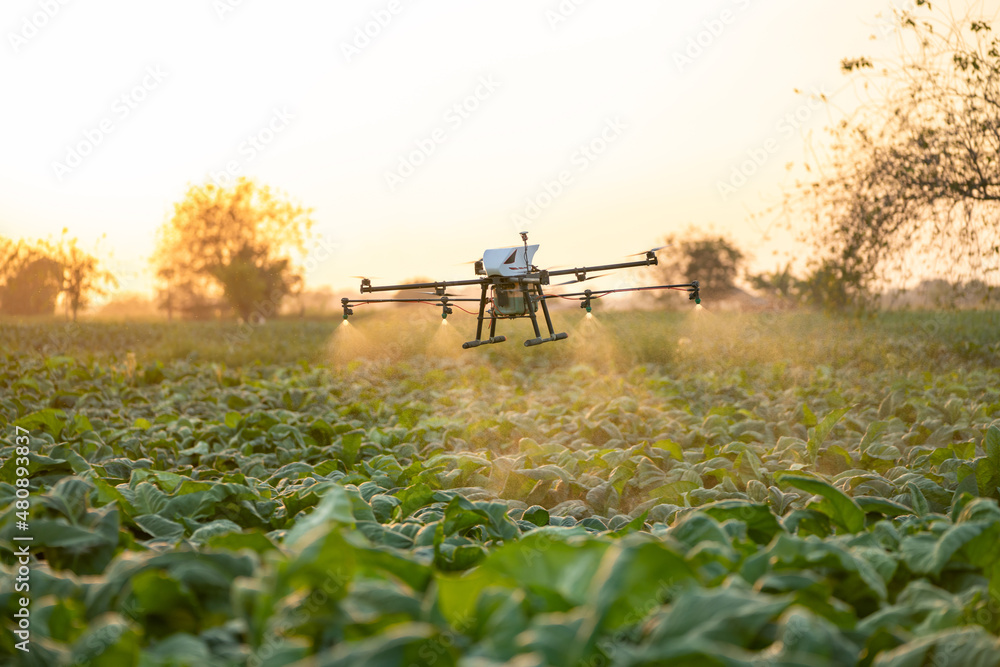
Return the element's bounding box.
[2,0,993,301]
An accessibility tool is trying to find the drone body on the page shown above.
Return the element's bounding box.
[343,233,699,349]
[480,243,539,277]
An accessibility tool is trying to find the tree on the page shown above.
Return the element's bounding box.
[153,178,314,321]
[0,229,117,322]
[651,228,746,297]
[794,260,867,311]
[54,231,117,322]
[747,263,799,302]
[792,2,1000,291]
[209,245,299,321]
[0,238,62,316]
[0,233,115,319]
[748,261,867,311]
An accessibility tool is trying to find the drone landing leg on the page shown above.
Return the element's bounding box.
[463,283,506,349]
[523,283,568,347]
[537,285,566,339]
[523,283,542,339]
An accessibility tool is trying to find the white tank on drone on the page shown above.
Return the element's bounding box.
[477,244,539,277]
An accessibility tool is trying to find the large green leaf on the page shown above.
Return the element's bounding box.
[901,519,1000,576]
[309,623,457,667]
[437,530,606,625]
[587,541,697,632]
[14,408,67,436]
[134,514,185,540]
[699,500,784,544]
[807,406,851,461]
[283,485,355,547]
[776,473,865,534]
[628,586,792,664]
[873,627,1000,667]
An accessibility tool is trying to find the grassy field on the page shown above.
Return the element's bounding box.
[1,310,1000,666]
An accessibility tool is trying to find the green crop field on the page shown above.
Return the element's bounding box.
[2,310,1000,666]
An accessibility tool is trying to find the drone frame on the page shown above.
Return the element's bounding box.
[341,234,700,349]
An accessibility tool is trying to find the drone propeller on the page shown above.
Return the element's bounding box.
[626,243,673,257]
[350,275,383,280]
[416,291,462,297]
[554,272,611,286]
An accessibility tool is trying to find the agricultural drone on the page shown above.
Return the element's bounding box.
[341,233,700,349]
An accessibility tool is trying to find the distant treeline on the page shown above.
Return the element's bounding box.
[0,232,115,321]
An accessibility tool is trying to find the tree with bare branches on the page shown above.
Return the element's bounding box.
[792,1,1000,296]
[55,231,117,322]
[0,232,114,320]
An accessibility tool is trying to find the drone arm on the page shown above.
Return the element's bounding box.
[553,281,699,299]
[545,252,658,279]
[343,297,482,303]
[340,296,481,322]
[360,277,487,294]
